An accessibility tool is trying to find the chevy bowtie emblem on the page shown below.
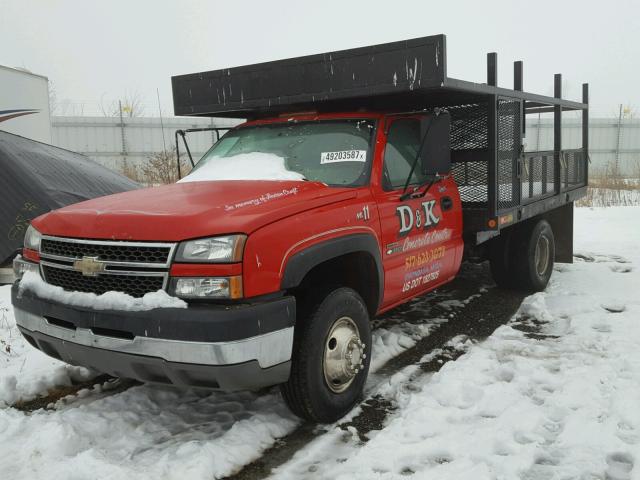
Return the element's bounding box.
[73,256,106,276]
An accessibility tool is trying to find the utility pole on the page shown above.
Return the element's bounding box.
[615,104,624,177]
[119,100,128,171]
[157,88,167,155]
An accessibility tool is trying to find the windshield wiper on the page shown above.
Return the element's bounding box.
[400,177,443,201]
[399,112,447,201]
[399,119,434,201]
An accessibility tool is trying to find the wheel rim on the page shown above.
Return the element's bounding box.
[534,234,550,276]
[323,316,366,393]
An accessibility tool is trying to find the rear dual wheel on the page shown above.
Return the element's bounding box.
[489,219,555,292]
[281,287,371,423]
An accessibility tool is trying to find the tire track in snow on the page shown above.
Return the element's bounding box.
[6,262,485,413]
[227,263,527,480]
[10,375,138,412]
[3,263,522,479]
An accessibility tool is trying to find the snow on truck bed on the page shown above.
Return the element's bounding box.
[0,206,639,479]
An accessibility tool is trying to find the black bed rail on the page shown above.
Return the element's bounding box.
[521,149,587,205]
[521,150,555,204]
[560,149,588,193]
[451,52,588,240]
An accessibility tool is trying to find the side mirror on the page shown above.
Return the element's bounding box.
[420,112,451,177]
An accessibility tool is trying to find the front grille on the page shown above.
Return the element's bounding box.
[38,236,175,298]
[42,265,165,298]
[41,238,171,265]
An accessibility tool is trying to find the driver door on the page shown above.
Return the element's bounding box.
[374,116,460,308]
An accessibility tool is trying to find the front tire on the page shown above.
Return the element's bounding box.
[281,287,371,423]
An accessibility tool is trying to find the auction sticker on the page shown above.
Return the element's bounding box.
[320,150,367,164]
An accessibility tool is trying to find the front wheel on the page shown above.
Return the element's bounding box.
[281,287,371,423]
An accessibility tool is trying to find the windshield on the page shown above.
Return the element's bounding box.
[187,119,376,187]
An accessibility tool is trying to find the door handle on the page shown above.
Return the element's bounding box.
[441,196,453,211]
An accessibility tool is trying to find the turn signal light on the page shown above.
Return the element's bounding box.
[171,276,243,299]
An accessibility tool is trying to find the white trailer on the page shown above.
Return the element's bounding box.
[0,65,51,144]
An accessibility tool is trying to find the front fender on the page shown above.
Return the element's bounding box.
[280,233,384,310]
[240,190,380,300]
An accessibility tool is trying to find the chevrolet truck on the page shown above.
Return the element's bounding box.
[11,35,589,422]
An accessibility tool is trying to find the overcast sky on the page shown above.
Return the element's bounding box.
[1,0,638,117]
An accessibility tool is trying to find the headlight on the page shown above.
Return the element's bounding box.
[24,225,42,252]
[175,235,246,263]
[171,276,243,299]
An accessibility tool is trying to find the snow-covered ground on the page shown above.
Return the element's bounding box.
[0,286,94,405]
[0,206,638,479]
[271,207,640,480]
[0,259,455,478]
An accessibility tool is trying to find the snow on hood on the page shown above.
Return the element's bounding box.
[179,153,306,183]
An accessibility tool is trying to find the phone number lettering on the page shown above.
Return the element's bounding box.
[404,246,446,270]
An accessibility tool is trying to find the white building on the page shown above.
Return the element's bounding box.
[0,65,51,143]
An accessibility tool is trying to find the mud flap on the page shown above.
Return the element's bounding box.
[545,202,573,263]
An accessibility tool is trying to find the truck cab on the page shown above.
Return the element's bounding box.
[184,111,463,309]
[12,34,588,422]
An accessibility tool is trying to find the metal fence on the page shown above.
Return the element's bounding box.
[51,116,240,171]
[51,115,640,177]
[525,117,640,176]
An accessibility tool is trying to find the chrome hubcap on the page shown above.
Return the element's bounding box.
[535,235,550,276]
[323,316,366,393]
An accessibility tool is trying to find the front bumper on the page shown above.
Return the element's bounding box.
[12,285,296,391]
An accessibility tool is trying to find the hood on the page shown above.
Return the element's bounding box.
[33,180,356,241]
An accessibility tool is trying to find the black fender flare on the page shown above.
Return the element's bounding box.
[280,233,384,311]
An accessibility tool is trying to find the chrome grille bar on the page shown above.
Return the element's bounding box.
[40,235,177,268]
[38,236,177,297]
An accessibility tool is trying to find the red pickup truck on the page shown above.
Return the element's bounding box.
[12,35,589,422]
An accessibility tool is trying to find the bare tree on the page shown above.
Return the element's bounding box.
[610,104,637,119]
[622,105,636,119]
[140,149,191,185]
[120,91,144,117]
[101,91,145,117]
[120,160,143,183]
[631,158,640,182]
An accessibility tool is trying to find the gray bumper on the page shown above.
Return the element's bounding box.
[15,307,293,368]
[16,308,292,391]
[12,284,296,391]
